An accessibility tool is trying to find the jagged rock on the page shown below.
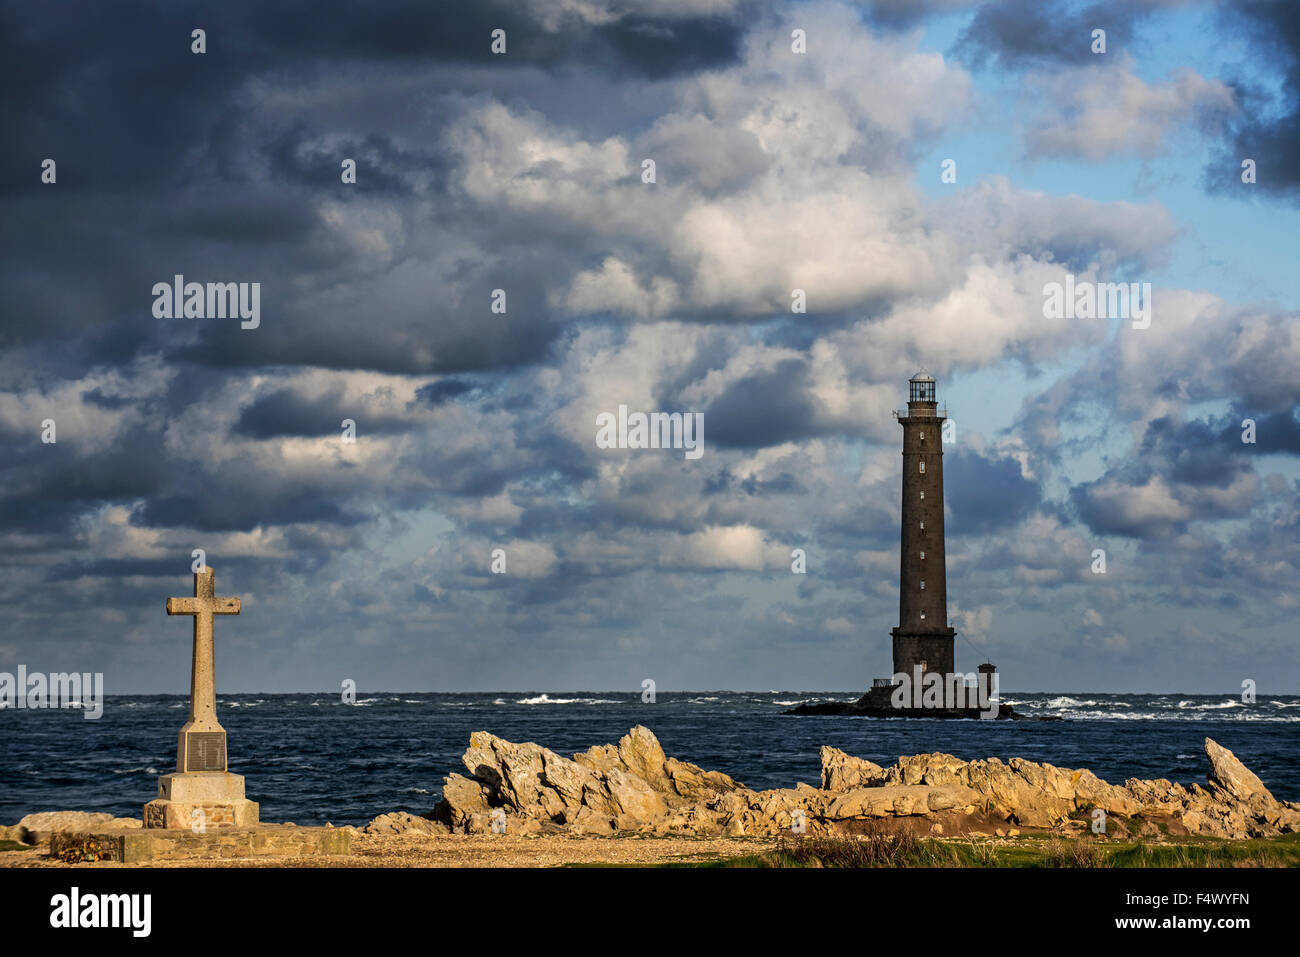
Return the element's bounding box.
[565,806,614,836]
[820,747,888,791]
[663,757,741,800]
[616,724,671,790]
[1205,738,1273,803]
[605,767,667,825]
[432,725,738,835]
[1123,777,1188,813]
[541,751,598,810]
[826,784,979,820]
[438,774,492,828]
[363,811,448,836]
[418,727,1295,841]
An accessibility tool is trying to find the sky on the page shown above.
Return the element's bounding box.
[1,0,1298,694]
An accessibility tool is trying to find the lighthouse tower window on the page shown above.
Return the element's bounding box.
[920,580,926,590]
[919,491,925,500]
[919,521,924,530]
[919,551,925,559]
[920,611,926,620]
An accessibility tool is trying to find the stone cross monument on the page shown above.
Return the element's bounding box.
[144,566,259,829]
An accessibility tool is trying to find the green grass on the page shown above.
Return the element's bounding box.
[671,830,1300,868]
[0,840,36,852]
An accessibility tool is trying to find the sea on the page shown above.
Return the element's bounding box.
[2,692,1297,827]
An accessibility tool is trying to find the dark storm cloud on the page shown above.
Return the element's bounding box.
[1234,408,1300,452]
[740,471,806,496]
[858,0,979,30]
[136,483,366,533]
[704,358,829,449]
[701,465,806,497]
[415,379,478,406]
[1069,415,1261,538]
[174,271,563,375]
[1144,413,1294,483]
[809,502,899,553]
[0,0,746,366]
[234,387,411,438]
[0,428,172,534]
[952,0,1149,70]
[1159,416,1231,470]
[945,448,1042,535]
[0,0,743,195]
[268,128,448,197]
[1208,0,1300,201]
[596,13,746,79]
[46,556,205,582]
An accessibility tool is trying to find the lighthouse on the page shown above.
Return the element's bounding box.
[784,371,1012,718]
[890,370,956,691]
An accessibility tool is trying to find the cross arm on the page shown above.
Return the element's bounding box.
[167,597,241,615]
[167,597,201,615]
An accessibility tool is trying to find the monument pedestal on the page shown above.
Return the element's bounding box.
[144,771,259,829]
[51,825,350,863]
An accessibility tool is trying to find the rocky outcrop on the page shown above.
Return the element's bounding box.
[362,811,448,836]
[7,811,141,845]
[427,729,1300,840]
[7,736,1293,847]
[1206,737,1272,802]
[432,725,747,836]
[820,747,889,790]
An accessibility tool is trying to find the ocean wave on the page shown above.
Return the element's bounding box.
[1044,708,1300,722]
[1040,696,1100,708]
[514,694,618,705]
[1178,699,1244,710]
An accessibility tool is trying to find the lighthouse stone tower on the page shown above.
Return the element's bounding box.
[890,372,955,690]
[785,370,1010,718]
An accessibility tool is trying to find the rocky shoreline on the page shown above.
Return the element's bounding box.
[4,727,1298,857]
[401,726,1297,841]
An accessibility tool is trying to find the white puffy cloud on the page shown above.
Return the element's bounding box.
[1024,60,1236,161]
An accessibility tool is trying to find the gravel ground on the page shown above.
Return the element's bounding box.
[0,832,773,868]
